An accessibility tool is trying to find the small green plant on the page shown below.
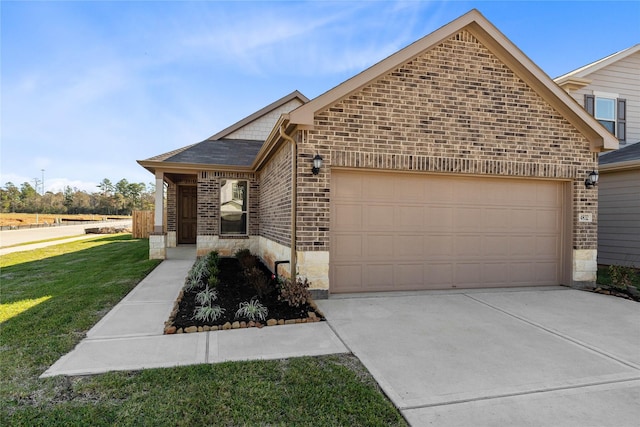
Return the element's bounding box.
[204,251,220,288]
[208,274,219,287]
[244,266,273,299]
[185,256,210,290]
[235,298,268,321]
[278,276,311,308]
[206,250,219,270]
[608,265,636,291]
[234,248,251,259]
[195,286,218,305]
[193,304,225,322]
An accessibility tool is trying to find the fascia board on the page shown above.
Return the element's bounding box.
[555,44,640,80]
[137,160,254,175]
[465,21,619,152]
[289,9,618,152]
[600,159,640,172]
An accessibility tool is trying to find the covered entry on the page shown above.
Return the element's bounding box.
[330,170,567,293]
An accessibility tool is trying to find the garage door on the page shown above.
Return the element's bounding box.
[330,170,565,293]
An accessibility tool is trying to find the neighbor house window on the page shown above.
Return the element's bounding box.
[220,179,247,235]
[585,92,626,142]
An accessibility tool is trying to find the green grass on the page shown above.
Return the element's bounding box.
[0,236,406,426]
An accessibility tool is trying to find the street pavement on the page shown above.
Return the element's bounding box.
[0,220,132,255]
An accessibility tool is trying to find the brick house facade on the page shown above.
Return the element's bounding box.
[139,10,617,296]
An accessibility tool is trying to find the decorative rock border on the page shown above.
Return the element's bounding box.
[590,286,640,302]
[164,291,325,335]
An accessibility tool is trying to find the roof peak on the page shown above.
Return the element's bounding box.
[555,43,640,81]
[207,90,309,140]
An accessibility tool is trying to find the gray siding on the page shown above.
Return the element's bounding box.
[568,51,640,145]
[598,169,640,266]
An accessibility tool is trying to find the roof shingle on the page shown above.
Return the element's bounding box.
[599,143,640,165]
[164,139,264,167]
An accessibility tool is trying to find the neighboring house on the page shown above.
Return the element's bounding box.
[555,45,640,268]
[598,143,640,267]
[138,10,617,296]
[555,44,640,146]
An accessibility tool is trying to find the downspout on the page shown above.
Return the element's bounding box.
[279,124,297,281]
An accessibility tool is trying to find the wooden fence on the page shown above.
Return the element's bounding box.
[132,210,154,239]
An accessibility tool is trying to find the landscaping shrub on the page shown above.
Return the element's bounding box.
[193,304,225,322]
[235,298,268,322]
[235,248,257,270]
[207,251,220,287]
[278,276,312,308]
[185,256,210,290]
[608,265,637,291]
[195,286,218,306]
[244,266,273,299]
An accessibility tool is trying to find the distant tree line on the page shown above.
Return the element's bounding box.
[0,178,155,215]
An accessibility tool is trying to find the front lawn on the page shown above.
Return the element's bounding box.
[0,235,406,426]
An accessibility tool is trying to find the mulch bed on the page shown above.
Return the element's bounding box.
[165,258,324,334]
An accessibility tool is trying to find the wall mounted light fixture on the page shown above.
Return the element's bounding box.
[584,170,599,189]
[312,154,323,175]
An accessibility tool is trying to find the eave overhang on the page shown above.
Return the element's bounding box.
[136,159,255,176]
[555,76,592,92]
[599,159,640,173]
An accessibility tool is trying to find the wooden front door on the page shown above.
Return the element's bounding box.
[178,186,197,244]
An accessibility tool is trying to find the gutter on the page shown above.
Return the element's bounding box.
[279,124,297,281]
[599,159,640,173]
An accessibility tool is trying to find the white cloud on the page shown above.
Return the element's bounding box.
[174,1,439,77]
[45,177,100,193]
[0,173,37,188]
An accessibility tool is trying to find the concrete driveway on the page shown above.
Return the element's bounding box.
[316,287,640,426]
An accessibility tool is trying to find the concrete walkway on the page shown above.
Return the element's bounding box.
[41,247,347,377]
[317,288,640,426]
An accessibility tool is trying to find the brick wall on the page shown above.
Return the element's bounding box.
[258,141,292,246]
[197,171,259,236]
[297,29,598,252]
[166,183,176,232]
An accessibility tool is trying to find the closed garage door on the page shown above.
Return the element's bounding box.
[330,170,565,293]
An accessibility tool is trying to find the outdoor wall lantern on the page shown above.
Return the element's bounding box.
[585,170,599,189]
[312,154,323,175]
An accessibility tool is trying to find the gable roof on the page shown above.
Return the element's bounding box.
[144,143,198,163]
[207,90,309,140]
[555,44,640,81]
[287,9,618,152]
[138,91,308,173]
[600,142,640,172]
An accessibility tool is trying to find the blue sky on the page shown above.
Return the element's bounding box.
[2,1,639,193]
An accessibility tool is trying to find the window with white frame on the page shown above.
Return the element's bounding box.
[220,179,247,235]
[585,92,626,142]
